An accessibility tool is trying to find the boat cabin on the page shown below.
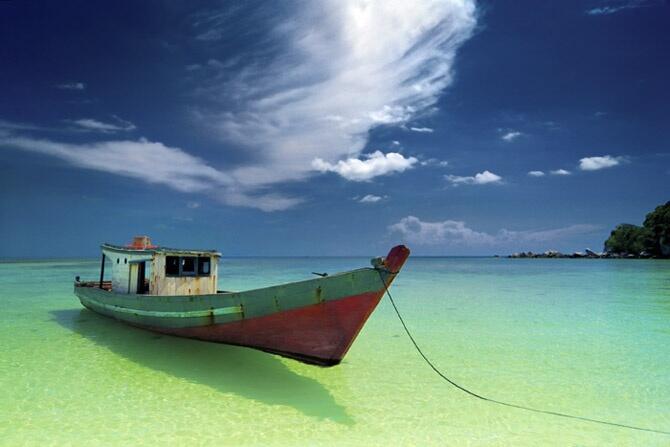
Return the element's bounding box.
[99,236,221,296]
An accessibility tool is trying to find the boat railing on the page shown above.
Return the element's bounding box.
[76,280,113,291]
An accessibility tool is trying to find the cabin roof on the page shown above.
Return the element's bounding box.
[101,243,221,257]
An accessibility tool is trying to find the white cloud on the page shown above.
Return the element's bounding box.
[68,116,136,133]
[586,1,659,15]
[186,201,201,209]
[0,119,51,132]
[389,216,495,245]
[501,131,522,142]
[1,135,224,192]
[445,170,502,186]
[578,155,624,171]
[6,2,478,212]
[312,150,417,181]
[358,194,386,203]
[193,0,477,188]
[389,216,599,246]
[57,82,86,90]
[409,126,434,133]
[550,169,571,176]
[528,170,545,177]
[420,158,449,167]
[0,135,300,212]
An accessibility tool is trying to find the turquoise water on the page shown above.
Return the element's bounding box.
[1,257,669,446]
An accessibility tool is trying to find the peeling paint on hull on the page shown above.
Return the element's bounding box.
[143,290,384,366]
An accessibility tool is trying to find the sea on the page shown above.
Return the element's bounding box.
[1,257,669,446]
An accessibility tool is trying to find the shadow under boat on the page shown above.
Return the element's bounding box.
[51,308,353,424]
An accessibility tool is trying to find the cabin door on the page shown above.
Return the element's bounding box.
[137,262,146,294]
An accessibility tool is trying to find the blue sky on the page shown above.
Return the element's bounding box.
[1,0,668,257]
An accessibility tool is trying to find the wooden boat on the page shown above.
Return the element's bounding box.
[74,236,410,366]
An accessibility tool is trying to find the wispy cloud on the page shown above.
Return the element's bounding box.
[358,194,387,203]
[6,2,478,212]
[0,119,52,133]
[409,126,434,133]
[1,135,225,192]
[192,0,477,189]
[445,170,503,186]
[0,134,300,212]
[57,82,86,90]
[501,131,522,142]
[312,151,417,181]
[578,155,625,171]
[420,158,449,167]
[67,116,136,133]
[528,170,545,177]
[586,0,660,15]
[389,216,599,246]
[550,169,571,176]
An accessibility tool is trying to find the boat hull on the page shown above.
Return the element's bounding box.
[74,245,410,366]
[142,290,383,365]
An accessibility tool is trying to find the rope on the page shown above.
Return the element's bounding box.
[378,270,670,436]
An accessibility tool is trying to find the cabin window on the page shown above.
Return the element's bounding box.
[165,255,211,277]
[181,257,196,276]
[198,257,211,275]
[165,256,180,276]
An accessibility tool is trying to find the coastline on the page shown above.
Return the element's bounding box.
[503,249,662,259]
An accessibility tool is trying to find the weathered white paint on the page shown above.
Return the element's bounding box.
[102,248,152,294]
[150,253,219,296]
[129,263,139,294]
[102,245,220,296]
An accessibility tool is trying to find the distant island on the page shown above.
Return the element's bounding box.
[506,201,669,259]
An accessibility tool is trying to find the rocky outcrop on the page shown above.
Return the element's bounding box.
[505,249,652,259]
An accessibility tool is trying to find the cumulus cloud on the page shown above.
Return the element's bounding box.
[528,170,545,177]
[312,151,417,181]
[57,82,86,90]
[501,131,522,142]
[0,135,300,212]
[193,0,477,188]
[358,194,386,203]
[68,116,136,133]
[550,169,571,176]
[409,126,434,133]
[445,170,502,186]
[389,216,599,246]
[578,155,624,171]
[389,216,495,245]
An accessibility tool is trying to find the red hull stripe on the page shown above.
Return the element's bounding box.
[146,289,385,365]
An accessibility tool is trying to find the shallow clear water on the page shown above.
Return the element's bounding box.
[1,257,669,446]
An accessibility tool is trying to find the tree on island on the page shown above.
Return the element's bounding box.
[604,224,648,255]
[604,201,670,258]
[643,201,670,257]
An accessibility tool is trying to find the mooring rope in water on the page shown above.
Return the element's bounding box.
[378,271,670,436]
